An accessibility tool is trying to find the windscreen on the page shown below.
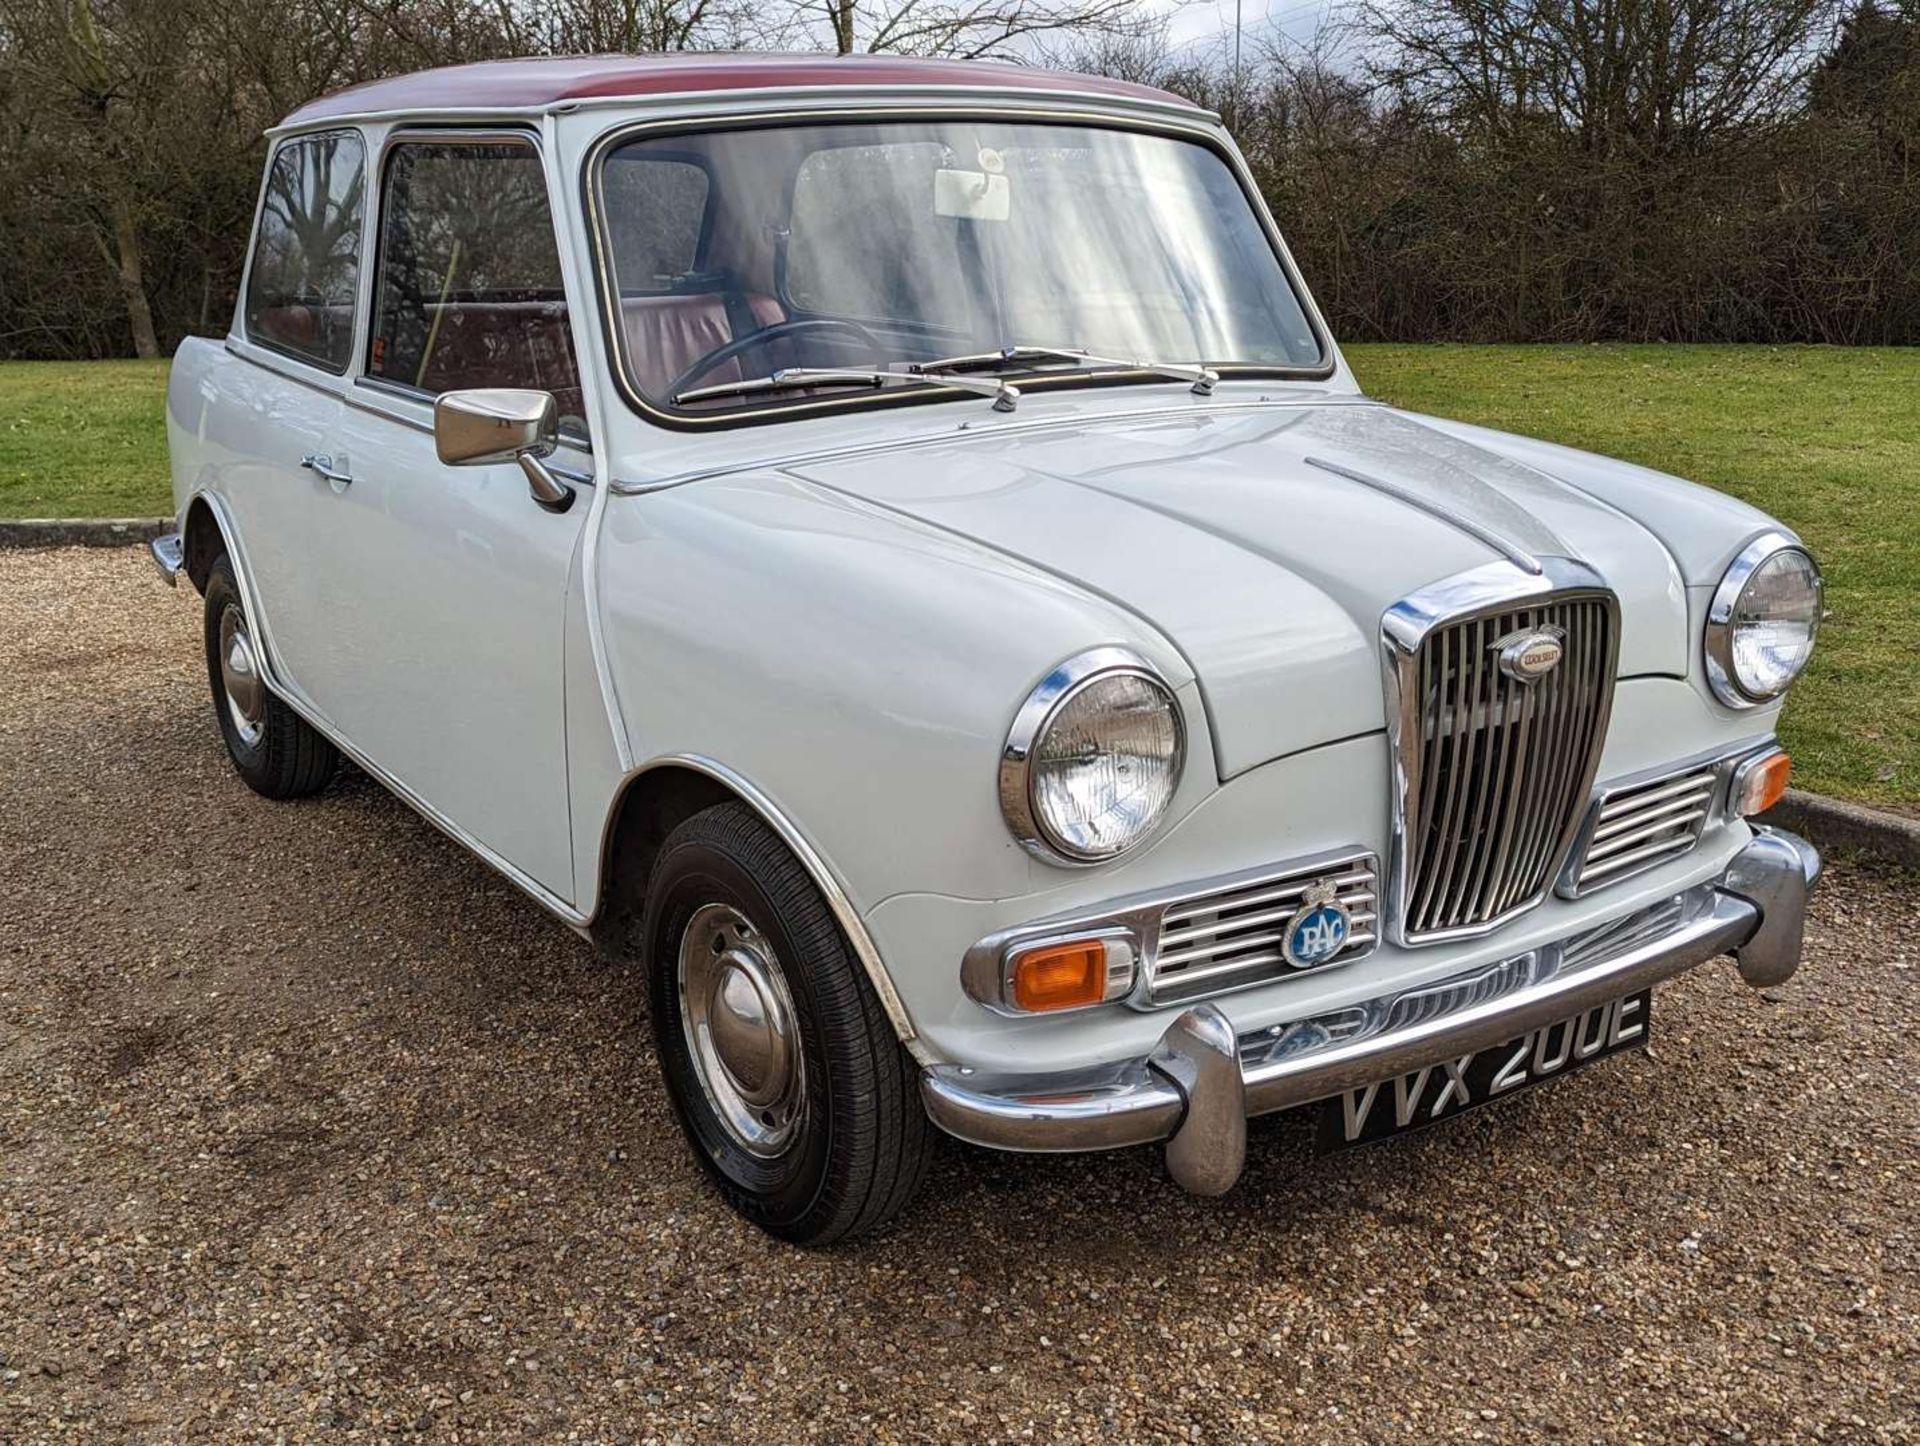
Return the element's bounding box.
[596,118,1325,417]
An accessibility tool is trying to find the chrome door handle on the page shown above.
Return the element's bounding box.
[300,453,353,487]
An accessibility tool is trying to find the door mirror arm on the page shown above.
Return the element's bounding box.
[434,389,576,514]
[515,453,576,513]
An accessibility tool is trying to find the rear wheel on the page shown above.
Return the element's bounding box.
[642,802,934,1245]
[202,552,338,800]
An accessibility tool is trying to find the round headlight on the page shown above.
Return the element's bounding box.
[1705,534,1822,708]
[1000,649,1185,863]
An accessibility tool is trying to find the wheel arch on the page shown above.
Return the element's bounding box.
[182,494,226,594]
[590,754,921,1051]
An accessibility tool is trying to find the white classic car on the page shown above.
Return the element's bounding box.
[155,54,1825,1243]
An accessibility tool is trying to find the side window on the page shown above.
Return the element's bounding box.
[244,132,366,372]
[600,155,709,290]
[786,142,975,330]
[367,139,584,431]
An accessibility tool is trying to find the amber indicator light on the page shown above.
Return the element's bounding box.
[1736,751,1792,816]
[1009,940,1109,1012]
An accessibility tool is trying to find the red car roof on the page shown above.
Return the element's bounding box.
[281,53,1195,127]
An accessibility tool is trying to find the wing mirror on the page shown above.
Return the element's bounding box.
[433,388,575,514]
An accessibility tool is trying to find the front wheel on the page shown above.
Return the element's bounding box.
[202,551,338,800]
[641,802,934,1245]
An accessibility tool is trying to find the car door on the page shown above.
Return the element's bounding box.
[222,129,367,713]
[295,131,590,900]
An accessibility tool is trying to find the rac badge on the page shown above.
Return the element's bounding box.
[1282,880,1352,969]
[1494,626,1565,684]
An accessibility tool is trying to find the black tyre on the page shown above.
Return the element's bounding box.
[642,802,935,1245]
[203,551,338,800]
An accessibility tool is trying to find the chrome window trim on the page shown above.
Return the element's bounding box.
[1381,557,1620,948]
[581,103,1338,432]
[960,845,1380,1015]
[1555,738,1775,899]
[1704,529,1820,710]
[997,645,1186,868]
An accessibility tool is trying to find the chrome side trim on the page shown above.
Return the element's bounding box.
[922,827,1819,1178]
[148,532,184,586]
[997,646,1185,867]
[1304,455,1544,574]
[600,755,918,1046]
[1704,530,1819,710]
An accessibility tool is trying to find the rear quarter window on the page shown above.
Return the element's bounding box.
[244,131,367,372]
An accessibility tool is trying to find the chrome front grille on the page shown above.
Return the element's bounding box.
[1391,590,1617,943]
[1145,852,1378,1006]
[1561,763,1720,896]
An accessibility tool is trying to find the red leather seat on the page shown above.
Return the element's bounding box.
[399,300,586,422]
[620,293,788,399]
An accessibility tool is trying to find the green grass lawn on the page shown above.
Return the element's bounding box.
[1348,344,1918,811]
[0,359,170,518]
[2,346,1913,806]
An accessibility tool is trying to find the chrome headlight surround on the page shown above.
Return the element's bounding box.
[1704,532,1823,710]
[999,647,1186,866]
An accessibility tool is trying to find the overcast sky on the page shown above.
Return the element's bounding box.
[1160,0,1336,52]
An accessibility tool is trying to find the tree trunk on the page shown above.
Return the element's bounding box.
[834,0,856,53]
[108,192,160,358]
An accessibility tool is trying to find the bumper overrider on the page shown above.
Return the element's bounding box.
[921,827,1821,1194]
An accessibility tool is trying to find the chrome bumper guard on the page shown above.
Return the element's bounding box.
[148,532,184,587]
[921,827,1821,1195]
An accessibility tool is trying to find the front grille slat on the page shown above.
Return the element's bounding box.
[1159,890,1377,952]
[1592,788,1711,840]
[1599,773,1714,820]
[1395,592,1616,942]
[1160,871,1375,931]
[1588,808,1709,858]
[1494,612,1554,916]
[1144,852,1378,1006]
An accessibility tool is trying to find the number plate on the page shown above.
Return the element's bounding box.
[1315,990,1651,1151]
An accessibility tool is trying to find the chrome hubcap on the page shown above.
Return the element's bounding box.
[218,606,265,748]
[677,903,805,1157]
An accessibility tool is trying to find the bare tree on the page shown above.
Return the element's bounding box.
[788,0,1163,59]
[1359,0,1845,155]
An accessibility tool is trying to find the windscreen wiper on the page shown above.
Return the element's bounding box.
[675,367,1020,411]
[913,344,1219,395]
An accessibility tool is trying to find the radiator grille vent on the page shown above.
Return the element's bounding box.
[1145,854,1377,1006]
[1563,764,1718,896]
[1396,594,1615,942]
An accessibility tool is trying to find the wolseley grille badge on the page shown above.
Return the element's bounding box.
[1493,625,1566,683]
[1282,879,1352,969]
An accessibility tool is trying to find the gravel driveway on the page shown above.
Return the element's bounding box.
[2,547,1914,1441]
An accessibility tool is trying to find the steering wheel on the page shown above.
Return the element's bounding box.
[669,317,884,399]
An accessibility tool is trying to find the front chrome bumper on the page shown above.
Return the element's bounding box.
[921,826,1820,1194]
